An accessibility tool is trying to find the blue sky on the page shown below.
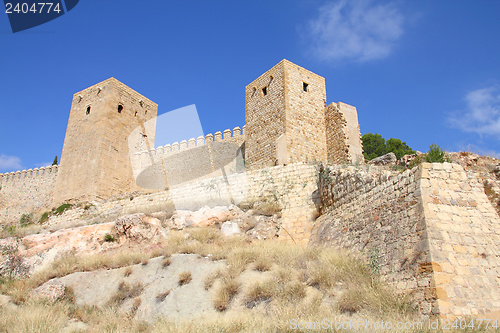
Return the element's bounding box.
[1,0,499,173]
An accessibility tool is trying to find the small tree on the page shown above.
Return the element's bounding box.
[425,143,447,163]
[385,138,415,160]
[52,156,58,166]
[361,133,386,160]
[362,133,415,161]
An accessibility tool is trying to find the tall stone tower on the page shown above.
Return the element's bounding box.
[53,78,158,204]
[245,59,328,169]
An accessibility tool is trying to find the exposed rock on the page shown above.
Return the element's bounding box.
[0,294,17,310]
[369,152,397,166]
[398,153,422,167]
[171,205,242,229]
[41,254,224,321]
[114,213,166,241]
[221,221,241,236]
[31,280,66,302]
[495,165,500,179]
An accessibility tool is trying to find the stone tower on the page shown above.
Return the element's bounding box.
[53,78,158,204]
[245,59,328,169]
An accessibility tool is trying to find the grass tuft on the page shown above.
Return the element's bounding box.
[178,271,192,286]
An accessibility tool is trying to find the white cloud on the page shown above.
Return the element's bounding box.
[448,86,500,138]
[0,154,22,172]
[35,162,52,168]
[304,0,404,63]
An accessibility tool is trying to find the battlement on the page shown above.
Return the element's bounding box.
[0,165,58,184]
[132,126,245,189]
[136,125,245,158]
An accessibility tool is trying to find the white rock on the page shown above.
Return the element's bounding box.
[221,222,241,236]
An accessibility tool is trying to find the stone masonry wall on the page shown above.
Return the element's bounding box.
[245,61,286,169]
[309,165,433,315]
[133,126,245,189]
[325,102,364,165]
[0,166,58,223]
[420,163,500,318]
[325,103,349,164]
[43,163,318,244]
[53,78,158,204]
[283,60,328,164]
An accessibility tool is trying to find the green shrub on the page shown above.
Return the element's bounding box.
[19,213,33,227]
[362,133,415,160]
[425,143,449,163]
[54,204,72,216]
[104,234,116,242]
[39,211,50,224]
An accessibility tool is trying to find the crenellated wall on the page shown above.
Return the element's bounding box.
[132,126,246,189]
[0,165,59,223]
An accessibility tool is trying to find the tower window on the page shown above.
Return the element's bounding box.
[117,104,123,113]
[86,106,91,115]
[262,87,268,96]
[303,82,309,92]
[134,111,138,117]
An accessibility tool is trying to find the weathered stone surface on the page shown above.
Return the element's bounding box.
[221,221,241,236]
[31,280,66,302]
[114,213,165,241]
[171,205,242,229]
[368,152,397,165]
[43,254,224,321]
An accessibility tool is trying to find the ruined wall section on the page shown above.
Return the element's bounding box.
[283,60,328,164]
[325,103,349,164]
[54,78,158,204]
[245,61,286,169]
[420,163,500,318]
[310,165,433,316]
[0,166,58,223]
[325,102,364,165]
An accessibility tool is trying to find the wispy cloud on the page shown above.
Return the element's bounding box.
[35,162,52,168]
[304,0,404,63]
[448,86,500,138]
[0,154,22,172]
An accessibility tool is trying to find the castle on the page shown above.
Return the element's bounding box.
[50,59,362,205]
[1,60,499,319]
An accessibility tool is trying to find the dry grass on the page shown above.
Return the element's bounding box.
[162,257,171,268]
[156,290,170,302]
[108,281,144,307]
[0,226,430,332]
[178,271,192,286]
[212,273,240,312]
[244,280,276,309]
[124,266,133,277]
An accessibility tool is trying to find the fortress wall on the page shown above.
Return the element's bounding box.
[420,163,500,318]
[46,163,318,243]
[245,61,286,169]
[325,103,349,164]
[309,165,433,315]
[325,102,364,165]
[132,126,245,189]
[283,60,328,164]
[0,166,58,223]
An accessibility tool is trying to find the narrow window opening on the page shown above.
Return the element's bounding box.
[86,106,91,115]
[145,110,148,115]
[134,111,138,117]
[303,82,309,92]
[262,87,267,96]
[117,104,123,113]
